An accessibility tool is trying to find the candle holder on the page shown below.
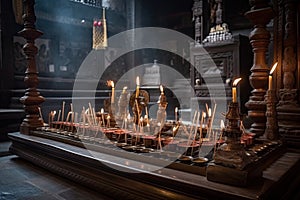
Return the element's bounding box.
[156,92,168,126]
[118,91,129,119]
[104,98,116,127]
[263,90,278,140]
[129,90,149,125]
[214,102,251,170]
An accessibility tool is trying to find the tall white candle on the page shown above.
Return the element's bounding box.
[122,86,127,94]
[268,62,278,90]
[136,76,140,98]
[232,78,242,102]
[111,81,115,103]
[175,107,178,121]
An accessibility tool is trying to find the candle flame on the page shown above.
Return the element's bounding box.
[107,80,114,87]
[175,107,178,113]
[160,85,164,93]
[203,112,206,118]
[233,78,242,87]
[220,120,225,129]
[208,108,212,117]
[136,76,140,86]
[100,108,104,114]
[123,86,127,90]
[270,62,278,75]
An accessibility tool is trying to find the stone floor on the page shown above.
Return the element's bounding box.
[0,141,112,200]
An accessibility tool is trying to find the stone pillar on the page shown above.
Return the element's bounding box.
[244,0,274,136]
[19,0,45,134]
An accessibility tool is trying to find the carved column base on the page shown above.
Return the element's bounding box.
[214,141,252,170]
[263,90,278,140]
[20,93,45,135]
[245,100,266,136]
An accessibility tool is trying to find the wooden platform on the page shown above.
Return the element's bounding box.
[8,132,300,200]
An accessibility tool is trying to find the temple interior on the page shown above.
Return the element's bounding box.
[0,0,300,199]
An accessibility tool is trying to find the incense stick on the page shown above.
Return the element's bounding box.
[208,103,217,140]
[198,111,205,157]
[190,111,200,156]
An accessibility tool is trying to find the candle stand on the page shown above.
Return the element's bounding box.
[104,98,116,127]
[214,102,251,169]
[129,90,149,125]
[118,91,129,119]
[263,90,278,140]
[156,92,168,126]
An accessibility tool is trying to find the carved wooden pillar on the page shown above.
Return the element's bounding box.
[244,0,274,136]
[276,0,300,144]
[19,0,45,134]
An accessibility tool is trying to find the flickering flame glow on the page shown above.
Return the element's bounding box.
[107,80,114,87]
[160,85,164,94]
[175,107,178,113]
[220,120,225,129]
[233,78,242,87]
[270,62,278,75]
[136,76,140,86]
[208,108,212,117]
[100,108,104,114]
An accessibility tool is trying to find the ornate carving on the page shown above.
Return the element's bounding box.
[278,0,299,107]
[192,0,203,44]
[263,90,279,140]
[214,102,251,170]
[244,1,274,136]
[19,0,45,134]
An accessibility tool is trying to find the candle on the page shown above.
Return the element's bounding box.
[135,76,140,98]
[62,101,65,122]
[101,108,105,127]
[122,86,127,94]
[175,107,178,121]
[268,62,278,90]
[107,114,110,128]
[160,85,164,94]
[111,81,115,103]
[57,110,61,122]
[220,120,225,130]
[208,108,212,118]
[232,78,242,102]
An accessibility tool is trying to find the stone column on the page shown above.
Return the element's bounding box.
[244,0,274,136]
[19,0,45,134]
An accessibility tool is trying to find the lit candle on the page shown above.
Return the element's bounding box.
[208,108,212,118]
[101,108,105,127]
[122,86,127,94]
[111,81,115,103]
[220,120,225,131]
[160,85,164,94]
[232,78,242,102]
[135,76,140,98]
[268,62,278,90]
[175,107,178,121]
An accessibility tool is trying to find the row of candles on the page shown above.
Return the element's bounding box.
[107,58,277,114]
[44,60,278,139]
